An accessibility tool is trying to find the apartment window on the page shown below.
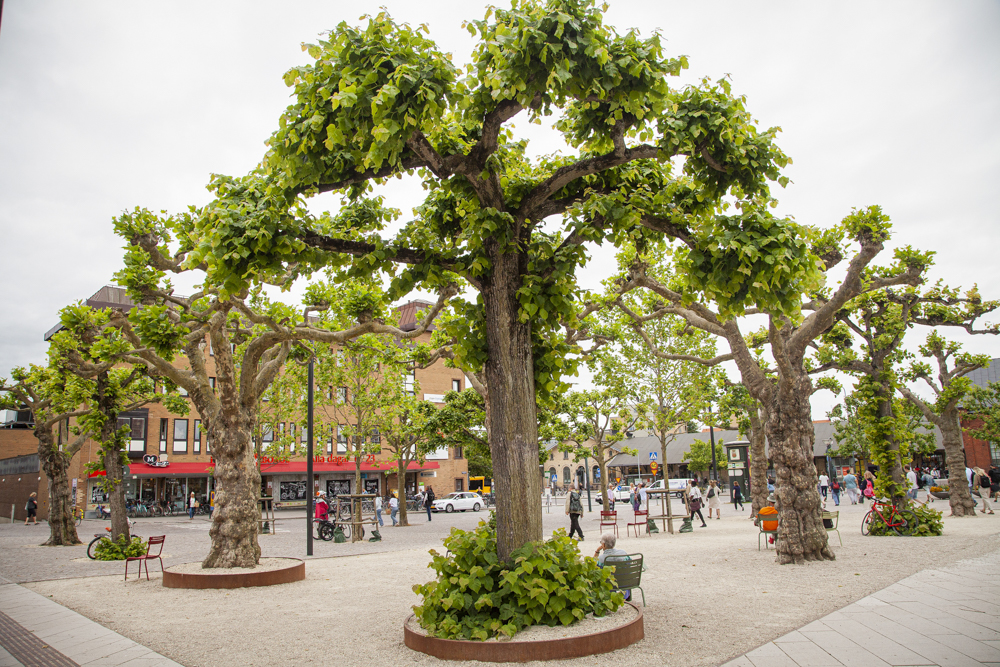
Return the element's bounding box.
[173,419,188,454]
[452,379,461,392]
[209,377,216,391]
[117,415,147,455]
[337,425,348,454]
[370,428,381,445]
[404,368,415,396]
[178,384,189,397]
[262,426,273,444]
[563,451,569,460]
[455,478,464,492]
[563,468,571,484]
[549,451,554,461]
[193,420,201,454]
[159,418,168,454]
[337,387,347,404]
[327,386,334,400]
[326,424,333,455]
[208,338,214,356]
[454,446,463,459]
[289,424,297,453]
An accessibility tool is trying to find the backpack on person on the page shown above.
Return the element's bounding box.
[707,487,716,499]
[831,481,840,491]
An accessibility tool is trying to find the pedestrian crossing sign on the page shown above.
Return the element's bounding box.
[648,452,658,461]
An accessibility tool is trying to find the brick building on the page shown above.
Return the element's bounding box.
[0,287,469,521]
[962,358,1000,470]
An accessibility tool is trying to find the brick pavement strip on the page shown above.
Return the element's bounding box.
[0,585,180,667]
[0,609,78,666]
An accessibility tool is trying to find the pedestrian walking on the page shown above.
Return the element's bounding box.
[862,471,876,500]
[375,493,384,526]
[637,482,648,512]
[818,472,830,500]
[707,479,722,519]
[989,465,1000,501]
[688,480,707,527]
[389,493,399,526]
[424,486,435,521]
[975,468,994,514]
[905,465,918,501]
[209,490,215,518]
[843,471,858,504]
[830,477,840,506]
[188,492,197,520]
[921,469,935,503]
[24,492,38,526]
[732,481,744,511]
[565,483,584,540]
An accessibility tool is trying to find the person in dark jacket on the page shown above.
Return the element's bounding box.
[24,492,38,526]
[732,481,744,511]
[424,486,435,521]
[565,483,584,540]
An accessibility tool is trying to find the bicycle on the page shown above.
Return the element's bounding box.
[862,498,919,536]
[87,519,138,559]
[73,506,84,526]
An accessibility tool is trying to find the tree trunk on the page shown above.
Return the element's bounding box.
[203,415,261,568]
[482,257,541,562]
[104,447,130,542]
[352,460,362,542]
[397,460,409,527]
[875,388,906,506]
[748,407,769,518]
[940,410,976,517]
[36,428,81,546]
[765,373,834,564]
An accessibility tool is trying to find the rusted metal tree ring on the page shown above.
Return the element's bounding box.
[403,602,643,662]
[162,559,305,589]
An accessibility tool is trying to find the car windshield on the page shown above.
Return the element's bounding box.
[445,493,463,499]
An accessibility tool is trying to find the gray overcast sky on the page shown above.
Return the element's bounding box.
[1,1,998,418]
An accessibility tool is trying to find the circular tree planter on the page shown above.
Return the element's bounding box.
[162,557,304,589]
[403,602,643,662]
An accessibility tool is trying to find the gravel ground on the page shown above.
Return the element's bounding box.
[18,499,1000,667]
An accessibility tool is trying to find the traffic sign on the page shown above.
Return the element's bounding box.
[648,451,658,461]
[650,461,658,473]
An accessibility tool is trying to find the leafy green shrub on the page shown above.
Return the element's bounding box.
[412,521,624,640]
[910,504,944,536]
[864,502,942,537]
[94,535,148,560]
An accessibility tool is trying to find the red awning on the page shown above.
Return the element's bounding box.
[88,460,439,478]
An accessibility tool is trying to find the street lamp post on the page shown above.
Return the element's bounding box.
[306,357,314,557]
[708,404,718,482]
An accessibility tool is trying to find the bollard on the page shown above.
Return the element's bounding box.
[10,504,14,523]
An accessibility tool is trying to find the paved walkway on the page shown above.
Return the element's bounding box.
[0,547,997,666]
[723,550,1000,667]
[0,580,180,667]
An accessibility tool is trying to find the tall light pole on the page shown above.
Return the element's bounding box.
[708,404,718,482]
[306,357,314,557]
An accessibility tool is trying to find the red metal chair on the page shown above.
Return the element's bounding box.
[600,511,619,537]
[125,535,165,581]
[626,510,648,537]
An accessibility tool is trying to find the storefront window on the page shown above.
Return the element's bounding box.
[188,477,208,504]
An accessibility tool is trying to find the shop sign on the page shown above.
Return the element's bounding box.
[312,454,378,465]
[142,454,170,468]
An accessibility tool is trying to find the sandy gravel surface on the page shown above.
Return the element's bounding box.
[23,502,1000,667]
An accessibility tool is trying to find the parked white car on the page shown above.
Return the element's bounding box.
[647,478,694,498]
[432,492,483,513]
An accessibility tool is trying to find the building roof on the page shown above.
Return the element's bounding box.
[967,358,1000,390]
[606,420,943,467]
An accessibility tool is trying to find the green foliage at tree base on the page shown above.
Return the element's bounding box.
[412,520,623,640]
[864,503,942,537]
[909,505,944,536]
[94,535,148,560]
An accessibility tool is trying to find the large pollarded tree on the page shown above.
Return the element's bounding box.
[185,0,815,560]
[111,209,453,566]
[613,208,926,562]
